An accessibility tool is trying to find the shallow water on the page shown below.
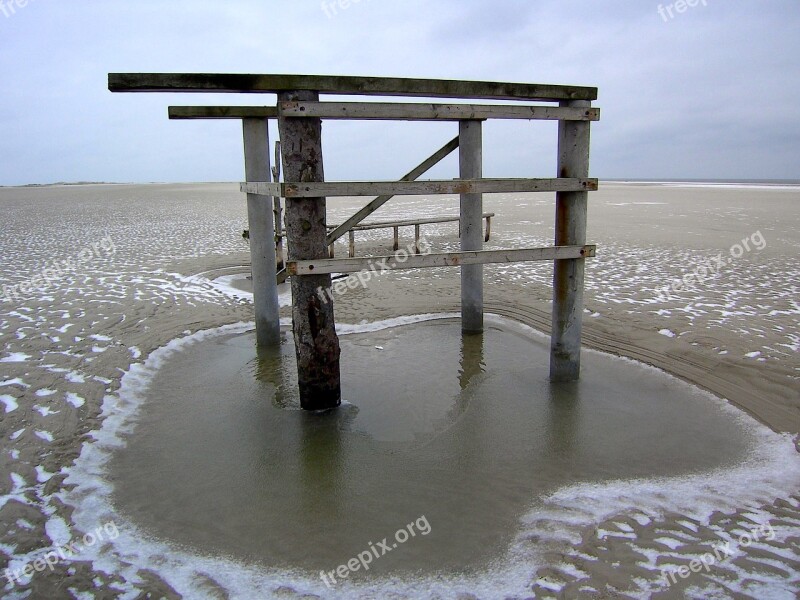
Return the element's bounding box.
[109,316,754,581]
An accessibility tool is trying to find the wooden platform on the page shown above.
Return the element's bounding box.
[110,71,600,397]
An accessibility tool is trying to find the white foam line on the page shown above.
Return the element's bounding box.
[58,315,800,599]
[336,313,456,334]
[201,273,292,307]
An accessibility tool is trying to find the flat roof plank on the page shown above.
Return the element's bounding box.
[109,73,597,102]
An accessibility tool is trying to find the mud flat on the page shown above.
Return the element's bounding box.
[0,182,799,598]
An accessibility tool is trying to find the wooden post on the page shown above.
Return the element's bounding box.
[459,120,484,333]
[414,224,421,254]
[243,118,281,347]
[348,230,356,258]
[393,226,399,251]
[277,91,341,410]
[550,100,592,381]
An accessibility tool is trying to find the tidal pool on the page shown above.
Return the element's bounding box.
[110,316,754,580]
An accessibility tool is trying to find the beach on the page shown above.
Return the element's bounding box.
[1,181,798,598]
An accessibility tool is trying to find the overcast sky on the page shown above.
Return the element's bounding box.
[1,1,798,185]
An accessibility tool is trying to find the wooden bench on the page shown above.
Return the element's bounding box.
[326,213,494,258]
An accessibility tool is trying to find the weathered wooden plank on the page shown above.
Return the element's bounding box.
[241,178,598,198]
[279,101,600,121]
[278,90,341,410]
[460,120,484,333]
[325,136,460,245]
[551,100,593,382]
[168,106,278,119]
[287,245,596,275]
[109,73,598,102]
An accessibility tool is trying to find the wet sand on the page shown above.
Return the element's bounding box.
[1,182,799,598]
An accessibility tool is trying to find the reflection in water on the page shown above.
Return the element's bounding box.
[411,332,486,451]
[458,332,486,391]
[297,409,351,519]
[546,382,581,457]
[254,340,356,518]
[254,338,296,408]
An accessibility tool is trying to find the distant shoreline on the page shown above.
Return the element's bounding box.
[0,181,220,188]
[10,181,130,187]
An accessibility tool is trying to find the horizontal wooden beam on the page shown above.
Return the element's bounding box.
[109,73,598,102]
[241,178,597,198]
[331,213,495,231]
[279,101,599,122]
[168,106,278,119]
[287,245,596,275]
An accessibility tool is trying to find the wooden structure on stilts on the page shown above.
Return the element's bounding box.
[109,73,600,409]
